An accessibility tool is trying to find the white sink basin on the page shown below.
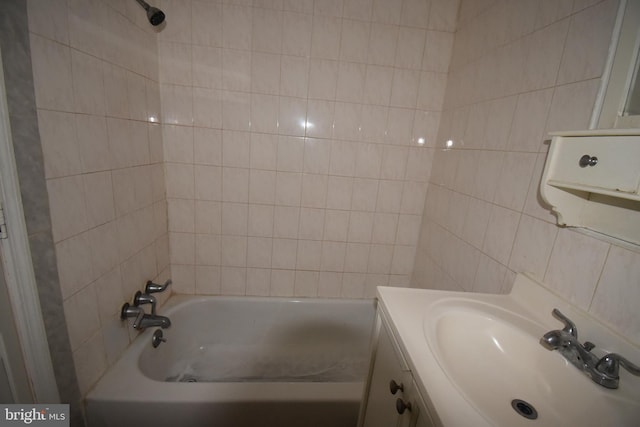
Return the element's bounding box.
[423,298,640,426]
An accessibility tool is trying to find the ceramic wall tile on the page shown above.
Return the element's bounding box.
[280,55,309,98]
[271,238,298,269]
[590,246,640,344]
[556,0,617,85]
[76,115,110,173]
[270,269,295,296]
[281,12,312,56]
[411,3,625,326]
[72,331,107,396]
[25,0,169,406]
[194,265,220,294]
[493,152,537,211]
[30,34,74,111]
[544,229,610,310]
[508,215,557,280]
[142,0,457,300]
[481,205,520,266]
[192,1,223,46]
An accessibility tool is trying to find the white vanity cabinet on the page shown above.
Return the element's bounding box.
[359,312,436,427]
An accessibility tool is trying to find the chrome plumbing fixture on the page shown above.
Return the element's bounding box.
[121,302,171,330]
[145,279,172,294]
[134,0,165,26]
[120,303,145,330]
[152,329,166,348]
[121,279,172,330]
[134,290,156,315]
[541,308,640,389]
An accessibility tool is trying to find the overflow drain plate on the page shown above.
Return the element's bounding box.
[511,399,538,420]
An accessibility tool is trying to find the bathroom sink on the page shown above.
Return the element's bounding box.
[423,299,640,426]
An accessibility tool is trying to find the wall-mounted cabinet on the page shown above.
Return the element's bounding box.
[540,130,640,245]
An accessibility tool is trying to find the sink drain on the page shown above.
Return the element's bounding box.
[511,399,538,420]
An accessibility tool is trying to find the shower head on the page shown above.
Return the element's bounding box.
[135,0,165,26]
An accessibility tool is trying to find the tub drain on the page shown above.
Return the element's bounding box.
[511,399,538,420]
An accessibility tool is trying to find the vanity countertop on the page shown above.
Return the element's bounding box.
[376,273,640,427]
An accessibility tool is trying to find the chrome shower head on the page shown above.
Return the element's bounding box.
[135,0,165,26]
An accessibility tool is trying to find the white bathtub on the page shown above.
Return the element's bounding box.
[86,295,376,427]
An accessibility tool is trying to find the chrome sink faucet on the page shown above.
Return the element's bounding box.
[541,308,640,389]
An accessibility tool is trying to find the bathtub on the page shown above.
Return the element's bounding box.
[86,295,376,427]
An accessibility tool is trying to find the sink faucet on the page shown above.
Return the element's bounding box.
[541,308,640,389]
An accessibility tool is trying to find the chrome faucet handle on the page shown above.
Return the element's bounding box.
[596,353,640,379]
[551,308,578,338]
[121,303,145,330]
[145,279,172,294]
[134,290,157,315]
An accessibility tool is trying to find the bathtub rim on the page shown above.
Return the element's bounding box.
[160,294,377,317]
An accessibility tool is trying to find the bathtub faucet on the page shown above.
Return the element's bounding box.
[121,302,171,330]
[121,279,173,331]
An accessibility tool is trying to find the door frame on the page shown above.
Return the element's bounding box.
[0,46,59,403]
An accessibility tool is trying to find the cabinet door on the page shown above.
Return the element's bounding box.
[398,380,435,427]
[362,319,410,427]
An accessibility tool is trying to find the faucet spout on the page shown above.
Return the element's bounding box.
[541,330,564,350]
[137,314,171,330]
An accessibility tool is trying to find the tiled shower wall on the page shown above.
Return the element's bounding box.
[413,0,640,347]
[159,0,458,298]
[27,0,169,395]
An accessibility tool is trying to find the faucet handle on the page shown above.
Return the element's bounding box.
[121,302,141,320]
[134,290,157,315]
[121,303,145,330]
[551,308,578,338]
[596,353,640,379]
[145,279,172,294]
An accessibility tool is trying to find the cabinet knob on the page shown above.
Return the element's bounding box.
[389,379,404,395]
[579,154,598,167]
[396,398,412,414]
